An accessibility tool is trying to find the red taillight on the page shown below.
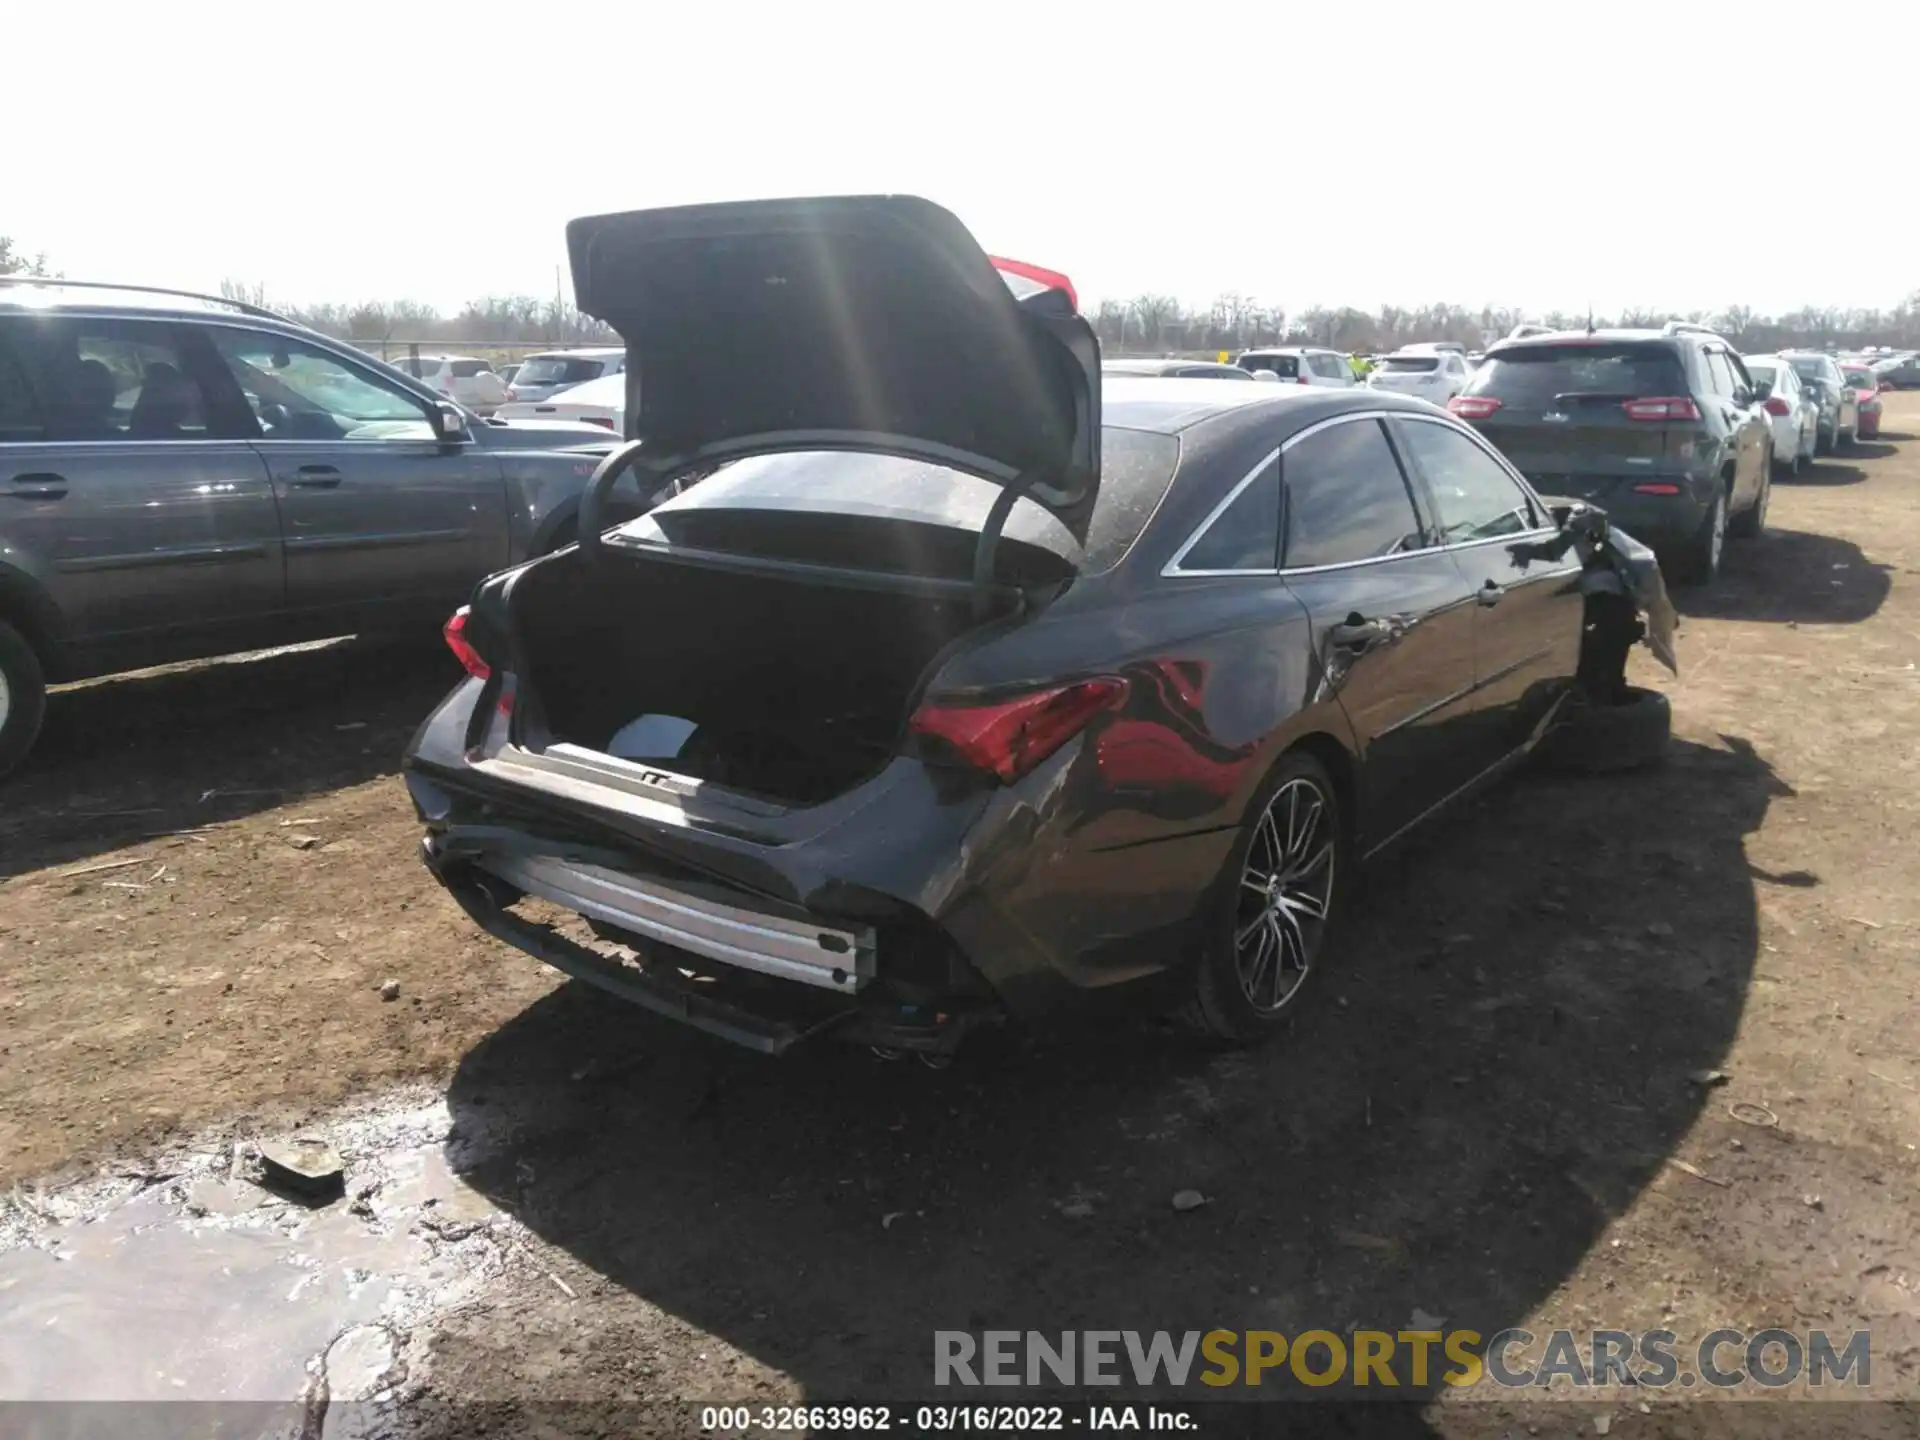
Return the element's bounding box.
[1621,396,1701,421]
[581,415,616,429]
[443,606,490,681]
[1448,395,1503,419]
[988,256,1078,311]
[909,677,1127,784]
[1763,396,1790,417]
[1631,483,1682,495]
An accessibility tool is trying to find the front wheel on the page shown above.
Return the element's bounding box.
[1183,751,1348,1045]
[0,621,48,781]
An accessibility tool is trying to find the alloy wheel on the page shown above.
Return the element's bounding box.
[1233,777,1335,1013]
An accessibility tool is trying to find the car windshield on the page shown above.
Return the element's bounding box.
[1464,343,1687,404]
[516,356,608,386]
[1381,356,1441,373]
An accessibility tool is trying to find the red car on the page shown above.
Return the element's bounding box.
[1843,364,1884,439]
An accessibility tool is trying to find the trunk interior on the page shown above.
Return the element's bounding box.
[508,545,1008,807]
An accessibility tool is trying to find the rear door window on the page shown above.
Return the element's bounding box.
[0,330,46,442]
[1464,343,1688,407]
[1394,418,1540,543]
[5,318,225,441]
[1281,418,1427,568]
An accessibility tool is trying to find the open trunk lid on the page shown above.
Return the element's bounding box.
[565,194,1104,541]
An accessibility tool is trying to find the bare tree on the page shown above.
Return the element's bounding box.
[0,236,51,277]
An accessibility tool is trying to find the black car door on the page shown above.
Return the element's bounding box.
[1270,414,1482,849]
[1389,414,1585,767]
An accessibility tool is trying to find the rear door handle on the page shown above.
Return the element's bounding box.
[286,465,342,489]
[1478,580,1505,607]
[1327,615,1391,648]
[6,472,68,499]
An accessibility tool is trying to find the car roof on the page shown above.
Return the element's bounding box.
[0,278,290,323]
[1102,376,1435,435]
[1486,328,1697,355]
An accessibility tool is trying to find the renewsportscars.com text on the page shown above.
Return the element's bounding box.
[934,1328,1872,1391]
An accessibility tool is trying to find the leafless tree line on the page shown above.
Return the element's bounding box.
[5,235,1917,356]
[1093,293,1920,355]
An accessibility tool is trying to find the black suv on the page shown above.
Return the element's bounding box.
[1447,322,1772,585]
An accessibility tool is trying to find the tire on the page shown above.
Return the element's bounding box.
[1729,465,1768,538]
[1774,440,1802,478]
[1182,750,1348,1045]
[1672,488,1726,585]
[1539,686,1671,774]
[1816,425,1833,456]
[0,621,48,781]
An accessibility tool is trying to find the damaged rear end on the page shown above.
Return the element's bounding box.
[404,195,1108,1057]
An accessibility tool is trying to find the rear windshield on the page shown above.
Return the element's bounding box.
[1842,368,1875,386]
[449,360,493,379]
[515,356,608,386]
[1381,356,1441,373]
[394,356,436,377]
[1464,343,1687,405]
[626,427,1183,577]
[1744,362,1778,386]
[1238,354,1299,378]
[1787,357,1826,379]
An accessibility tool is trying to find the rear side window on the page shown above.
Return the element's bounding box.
[1281,419,1425,569]
[449,360,493,379]
[515,356,607,386]
[1240,354,1299,379]
[1177,457,1279,572]
[1465,343,1687,405]
[0,332,46,442]
[2,317,219,441]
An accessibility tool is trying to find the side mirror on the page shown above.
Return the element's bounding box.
[435,402,471,442]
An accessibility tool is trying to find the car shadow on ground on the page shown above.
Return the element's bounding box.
[1779,459,1869,487]
[442,733,1784,1426]
[1677,527,1892,625]
[1841,441,1897,462]
[0,635,460,880]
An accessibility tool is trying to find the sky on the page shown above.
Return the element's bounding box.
[9,1,1918,321]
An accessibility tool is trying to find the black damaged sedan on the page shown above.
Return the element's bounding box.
[403,195,1676,1058]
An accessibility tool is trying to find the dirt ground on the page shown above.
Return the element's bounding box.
[3,400,1919,1435]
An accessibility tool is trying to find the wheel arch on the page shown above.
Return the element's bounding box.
[0,565,66,680]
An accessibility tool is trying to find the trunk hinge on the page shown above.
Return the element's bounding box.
[971,471,1042,621]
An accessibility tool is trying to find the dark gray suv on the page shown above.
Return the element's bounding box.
[0,279,635,777]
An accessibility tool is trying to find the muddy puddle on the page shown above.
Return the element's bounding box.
[0,1090,515,1433]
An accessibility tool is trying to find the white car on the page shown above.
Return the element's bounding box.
[1367,347,1474,403]
[493,370,624,432]
[390,353,509,414]
[504,347,626,404]
[1740,355,1818,475]
[1233,347,1355,386]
